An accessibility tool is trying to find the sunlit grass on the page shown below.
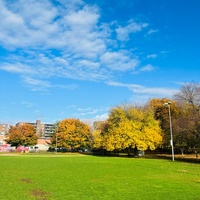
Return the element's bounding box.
[0,154,199,200]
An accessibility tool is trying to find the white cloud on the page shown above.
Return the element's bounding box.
[94,113,109,121]
[77,107,108,116]
[79,109,99,116]
[147,54,157,59]
[66,105,76,109]
[140,64,155,72]
[81,113,109,127]
[0,0,103,54]
[107,81,178,101]
[0,0,154,91]
[0,0,59,48]
[0,63,36,75]
[100,51,139,71]
[23,77,51,91]
[22,76,78,91]
[66,106,109,127]
[54,84,78,90]
[64,5,99,29]
[147,29,158,35]
[116,20,148,41]
[78,60,100,69]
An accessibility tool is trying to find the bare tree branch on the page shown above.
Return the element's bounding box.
[173,82,200,111]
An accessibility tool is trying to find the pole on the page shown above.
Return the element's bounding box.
[55,125,58,154]
[168,103,175,161]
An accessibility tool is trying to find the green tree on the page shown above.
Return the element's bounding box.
[51,118,91,151]
[7,124,38,147]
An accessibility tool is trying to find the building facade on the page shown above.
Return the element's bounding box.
[0,124,8,145]
[16,120,54,138]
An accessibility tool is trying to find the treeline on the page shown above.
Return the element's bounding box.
[149,82,200,154]
[6,82,200,155]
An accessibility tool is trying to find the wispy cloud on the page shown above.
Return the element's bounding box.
[147,54,157,59]
[23,77,51,91]
[66,105,108,119]
[100,51,139,71]
[81,113,109,126]
[140,64,155,72]
[20,101,33,108]
[147,29,158,35]
[94,113,109,121]
[23,77,78,91]
[0,63,36,75]
[107,81,178,101]
[77,107,107,116]
[115,20,148,41]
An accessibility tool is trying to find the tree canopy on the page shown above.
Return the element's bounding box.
[172,82,200,151]
[149,91,200,153]
[7,124,38,147]
[51,118,91,151]
[148,98,179,148]
[93,104,163,155]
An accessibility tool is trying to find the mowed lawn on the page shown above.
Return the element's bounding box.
[0,154,200,200]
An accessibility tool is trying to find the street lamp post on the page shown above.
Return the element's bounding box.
[164,102,175,161]
[55,125,58,154]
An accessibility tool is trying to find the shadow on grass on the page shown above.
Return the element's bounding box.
[144,154,200,164]
[87,151,200,164]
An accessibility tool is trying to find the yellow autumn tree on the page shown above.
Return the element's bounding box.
[53,118,91,151]
[92,122,108,150]
[93,104,163,155]
[92,130,104,149]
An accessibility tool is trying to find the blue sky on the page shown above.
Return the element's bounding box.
[0,0,200,126]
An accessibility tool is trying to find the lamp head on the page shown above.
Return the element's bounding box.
[163,102,171,106]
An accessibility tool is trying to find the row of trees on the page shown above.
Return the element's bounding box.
[149,82,200,153]
[91,82,200,155]
[6,82,200,154]
[6,119,91,151]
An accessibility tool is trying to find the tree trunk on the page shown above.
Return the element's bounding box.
[134,146,138,157]
[126,147,131,157]
[180,148,184,156]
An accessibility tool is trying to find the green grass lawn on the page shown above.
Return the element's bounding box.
[0,153,200,200]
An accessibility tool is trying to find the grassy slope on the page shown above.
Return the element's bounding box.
[0,154,200,200]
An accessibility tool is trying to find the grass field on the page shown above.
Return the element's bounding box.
[0,153,200,200]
